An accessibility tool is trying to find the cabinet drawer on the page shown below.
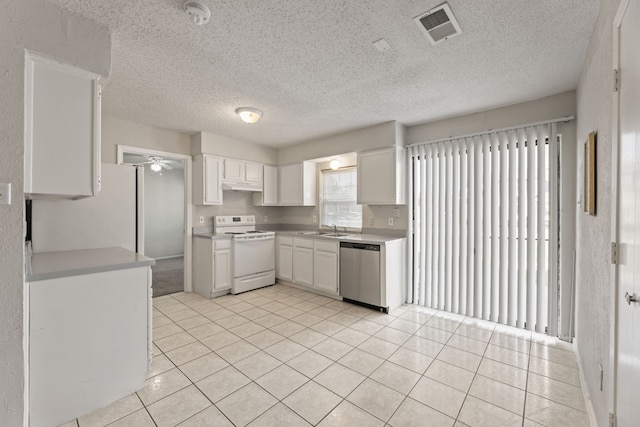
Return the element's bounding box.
[215,239,231,250]
[294,238,314,249]
[278,236,293,246]
[314,240,338,253]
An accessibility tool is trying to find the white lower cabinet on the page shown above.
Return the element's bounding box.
[313,240,339,295]
[193,237,232,297]
[276,236,293,281]
[276,236,339,296]
[292,237,314,287]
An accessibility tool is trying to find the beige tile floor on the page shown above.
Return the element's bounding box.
[60,284,590,427]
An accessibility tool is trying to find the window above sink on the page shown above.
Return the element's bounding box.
[320,167,362,231]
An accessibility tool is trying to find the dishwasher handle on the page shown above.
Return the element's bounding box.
[340,242,380,251]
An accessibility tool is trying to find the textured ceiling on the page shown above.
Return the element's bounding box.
[48,0,599,148]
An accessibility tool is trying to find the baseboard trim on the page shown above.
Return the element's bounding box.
[573,338,598,427]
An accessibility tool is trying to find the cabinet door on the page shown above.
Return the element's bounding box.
[25,54,101,198]
[277,243,293,281]
[357,147,405,205]
[204,156,223,205]
[314,250,338,295]
[263,165,278,205]
[293,246,314,287]
[358,149,395,205]
[245,161,263,184]
[214,248,232,291]
[278,163,302,205]
[224,158,244,181]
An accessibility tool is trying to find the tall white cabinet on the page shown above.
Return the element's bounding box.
[357,146,406,205]
[24,53,102,198]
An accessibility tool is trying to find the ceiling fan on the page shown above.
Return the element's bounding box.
[123,153,176,171]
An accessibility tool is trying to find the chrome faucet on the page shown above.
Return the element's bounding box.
[320,224,337,234]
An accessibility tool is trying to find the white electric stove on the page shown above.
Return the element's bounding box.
[214,215,275,294]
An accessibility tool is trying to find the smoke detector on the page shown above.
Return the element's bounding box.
[184,0,211,25]
[414,2,462,45]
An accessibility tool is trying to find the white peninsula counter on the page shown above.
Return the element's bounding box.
[26,247,154,427]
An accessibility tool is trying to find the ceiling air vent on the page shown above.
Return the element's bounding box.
[414,3,462,45]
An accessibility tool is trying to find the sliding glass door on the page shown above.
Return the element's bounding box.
[407,124,559,334]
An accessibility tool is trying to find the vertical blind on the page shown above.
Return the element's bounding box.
[407,124,559,333]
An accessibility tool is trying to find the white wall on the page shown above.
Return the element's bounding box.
[193,191,277,230]
[102,116,191,164]
[193,131,277,164]
[407,91,577,144]
[0,2,110,424]
[144,167,185,259]
[277,121,401,164]
[574,1,618,425]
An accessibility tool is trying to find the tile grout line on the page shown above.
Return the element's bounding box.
[83,287,587,427]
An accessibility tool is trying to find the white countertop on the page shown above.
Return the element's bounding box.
[27,247,155,282]
[193,233,233,240]
[274,230,405,245]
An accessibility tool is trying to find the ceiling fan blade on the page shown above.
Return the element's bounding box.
[159,163,173,170]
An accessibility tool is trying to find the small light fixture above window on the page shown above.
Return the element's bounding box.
[329,159,340,170]
[236,107,263,124]
[150,162,162,172]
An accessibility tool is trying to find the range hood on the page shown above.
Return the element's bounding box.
[222,181,262,192]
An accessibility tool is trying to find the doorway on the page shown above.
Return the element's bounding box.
[117,145,193,295]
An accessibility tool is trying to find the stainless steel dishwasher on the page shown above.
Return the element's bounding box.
[340,242,385,312]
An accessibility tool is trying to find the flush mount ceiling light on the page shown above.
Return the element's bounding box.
[183,0,211,25]
[236,107,263,124]
[330,159,340,170]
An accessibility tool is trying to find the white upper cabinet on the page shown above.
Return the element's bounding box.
[357,146,406,205]
[194,154,223,205]
[244,161,263,184]
[24,53,102,199]
[223,158,263,187]
[223,158,244,182]
[253,164,278,206]
[278,162,316,206]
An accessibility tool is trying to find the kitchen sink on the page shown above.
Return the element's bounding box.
[297,231,351,237]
